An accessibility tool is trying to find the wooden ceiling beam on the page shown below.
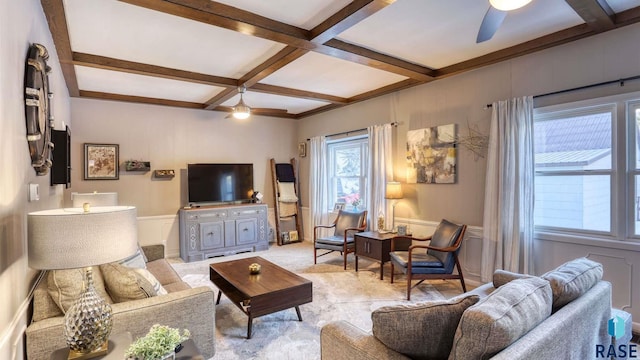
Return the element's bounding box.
[436,5,640,78]
[321,39,435,80]
[310,0,395,44]
[79,90,204,109]
[250,83,348,104]
[204,88,237,110]
[238,47,309,88]
[119,0,313,49]
[72,52,237,88]
[565,0,615,32]
[41,0,79,96]
[119,0,433,81]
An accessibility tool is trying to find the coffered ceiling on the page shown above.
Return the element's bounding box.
[41,0,640,119]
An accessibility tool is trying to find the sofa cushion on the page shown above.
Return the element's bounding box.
[372,295,479,360]
[47,266,113,313]
[449,277,552,360]
[541,257,603,312]
[32,276,63,321]
[146,259,183,285]
[492,269,534,288]
[100,263,160,302]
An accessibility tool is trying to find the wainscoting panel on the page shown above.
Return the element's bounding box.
[137,215,179,257]
[535,235,640,332]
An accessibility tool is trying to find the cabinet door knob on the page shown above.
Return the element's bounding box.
[243,228,248,232]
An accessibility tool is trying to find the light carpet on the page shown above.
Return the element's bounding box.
[169,241,463,360]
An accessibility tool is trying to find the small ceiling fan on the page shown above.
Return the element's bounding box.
[476,0,532,43]
[225,86,289,119]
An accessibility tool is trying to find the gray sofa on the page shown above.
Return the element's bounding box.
[25,245,215,360]
[321,258,619,360]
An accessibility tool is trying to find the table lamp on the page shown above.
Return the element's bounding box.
[71,192,118,207]
[385,182,403,232]
[28,205,138,359]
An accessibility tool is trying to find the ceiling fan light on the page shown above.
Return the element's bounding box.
[489,0,531,11]
[232,104,251,120]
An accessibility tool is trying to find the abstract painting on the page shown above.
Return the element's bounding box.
[406,124,456,184]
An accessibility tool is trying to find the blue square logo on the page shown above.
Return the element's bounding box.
[608,316,625,339]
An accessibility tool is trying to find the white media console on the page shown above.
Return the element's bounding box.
[179,203,269,262]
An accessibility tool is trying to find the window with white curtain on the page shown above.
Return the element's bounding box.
[534,93,640,241]
[327,136,368,211]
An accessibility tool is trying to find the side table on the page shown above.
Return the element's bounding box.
[354,231,396,280]
[50,332,132,360]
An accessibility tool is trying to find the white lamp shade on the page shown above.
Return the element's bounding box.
[489,0,531,11]
[71,192,118,207]
[385,182,403,199]
[28,206,138,270]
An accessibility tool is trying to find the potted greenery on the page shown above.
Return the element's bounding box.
[125,324,190,360]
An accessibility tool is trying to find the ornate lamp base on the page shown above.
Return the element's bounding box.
[63,267,113,360]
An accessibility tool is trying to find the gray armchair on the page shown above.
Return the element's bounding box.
[390,219,467,300]
[314,210,367,270]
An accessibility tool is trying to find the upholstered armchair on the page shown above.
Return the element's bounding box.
[390,219,467,300]
[314,210,367,270]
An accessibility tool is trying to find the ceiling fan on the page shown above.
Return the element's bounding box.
[477,0,532,43]
[225,86,289,119]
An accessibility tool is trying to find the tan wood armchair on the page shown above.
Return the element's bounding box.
[390,219,467,300]
[313,210,367,270]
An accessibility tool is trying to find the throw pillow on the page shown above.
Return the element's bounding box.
[492,269,534,288]
[449,277,552,360]
[372,295,479,360]
[118,246,147,269]
[133,268,168,296]
[32,276,63,321]
[541,257,603,312]
[100,262,159,302]
[47,266,113,313]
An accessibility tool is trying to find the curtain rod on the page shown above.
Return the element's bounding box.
[485,74,640,108]
[306,121,399,141]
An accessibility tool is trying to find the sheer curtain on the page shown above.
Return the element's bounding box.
[367,124,394,231]
[309,136,329,236]
[481,96,535,282]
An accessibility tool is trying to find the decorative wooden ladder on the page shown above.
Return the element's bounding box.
[270,158,303,245]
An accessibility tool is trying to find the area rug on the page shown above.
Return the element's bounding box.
[170,241,456,360]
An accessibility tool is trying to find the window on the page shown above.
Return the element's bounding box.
[534,93,640,241]
[327,136,368,210]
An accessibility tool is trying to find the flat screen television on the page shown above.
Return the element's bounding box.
[187,163,254,204]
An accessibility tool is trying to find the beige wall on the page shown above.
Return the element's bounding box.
[298,22,640,228]
[0,1,71,358]
[69,98,298,217]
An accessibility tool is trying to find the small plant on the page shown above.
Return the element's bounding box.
[125,324,190,359]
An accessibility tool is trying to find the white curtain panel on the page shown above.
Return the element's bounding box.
[367,124,394,231]
[309,136,330,237]
[481,96,535,282]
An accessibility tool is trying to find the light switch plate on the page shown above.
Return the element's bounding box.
[28,183,39,202]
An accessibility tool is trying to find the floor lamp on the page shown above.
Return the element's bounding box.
[28,206,138,359]
[385,182,403,232]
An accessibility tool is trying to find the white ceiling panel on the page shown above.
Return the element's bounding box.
[607,0,640,12]
[222,91,329,114]
[75,66,223,103]
[260,52,407,98]
[64,0,287,78]
[212,0,352,30]
[338,0,584,69]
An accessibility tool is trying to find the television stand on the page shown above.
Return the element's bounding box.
[179,203,269,262]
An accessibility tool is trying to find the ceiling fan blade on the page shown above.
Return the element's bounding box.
[476,6,507,43]
[252,108,288,114]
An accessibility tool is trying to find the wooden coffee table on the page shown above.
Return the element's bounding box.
[209,256,312,339]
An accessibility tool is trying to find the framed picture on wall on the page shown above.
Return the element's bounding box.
[84,143,119,180]
[298,142,307,157]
